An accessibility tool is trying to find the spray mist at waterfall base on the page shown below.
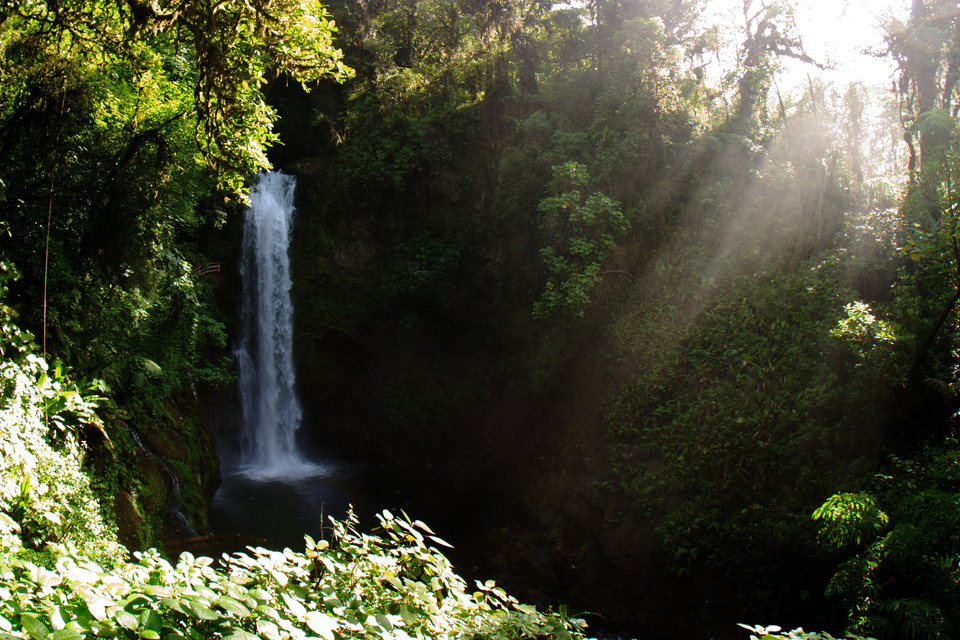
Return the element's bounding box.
[209,442,344,550]
[208,442,413,551]
[232,445,333,483]
[210,457,352,550]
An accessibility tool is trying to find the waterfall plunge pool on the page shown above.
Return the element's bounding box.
[208,459,404,550]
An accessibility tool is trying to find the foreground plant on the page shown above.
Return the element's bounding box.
[737,623,874,640]
[1,264,124,565]
[0,510,590,640]
[811,441,960,640]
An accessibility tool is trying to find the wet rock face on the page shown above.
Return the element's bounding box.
[113,490,147,551]
[107,444,166,553]
[120,394,221,545]
[197,383,243,459]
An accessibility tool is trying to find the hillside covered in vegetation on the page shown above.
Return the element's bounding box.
[3,0,960,638]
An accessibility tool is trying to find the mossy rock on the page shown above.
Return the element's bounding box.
[113,490,148,551]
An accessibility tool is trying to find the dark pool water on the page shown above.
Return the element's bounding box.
[208,456,418,551]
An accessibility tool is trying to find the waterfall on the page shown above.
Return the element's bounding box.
[235,171,324,479]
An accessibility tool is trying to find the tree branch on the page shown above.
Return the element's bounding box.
[909,263,960,393]
[599,269,639,281]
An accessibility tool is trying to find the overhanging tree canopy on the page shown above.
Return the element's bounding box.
[0,0,354,192]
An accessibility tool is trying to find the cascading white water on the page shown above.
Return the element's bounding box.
[235,171,323,479]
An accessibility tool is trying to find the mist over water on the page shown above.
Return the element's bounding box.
[234,171,328,480]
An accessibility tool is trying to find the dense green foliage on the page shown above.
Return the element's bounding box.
[3,0,960,637]
[1,267,125,566]
[0,509,589,640]
[0,0,351,189]
[812,443,960,639]
[534,161,629,318]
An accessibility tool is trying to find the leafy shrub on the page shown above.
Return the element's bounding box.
[0,510,590,640]
[0,275,125,565]
[737,623,874,640]
[812,440,960,640]
[812,493,888,549]
[534,161,629,318]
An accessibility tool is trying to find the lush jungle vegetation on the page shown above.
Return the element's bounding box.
[2,0,960,638]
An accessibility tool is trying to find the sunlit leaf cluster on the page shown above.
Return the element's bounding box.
[0,509,590,640]
[0,283,124,565]
[737,623,873,640]
[812,442,960,640]
[0,0,352,192]
[829,302,899,371]
[534,161,629,318]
